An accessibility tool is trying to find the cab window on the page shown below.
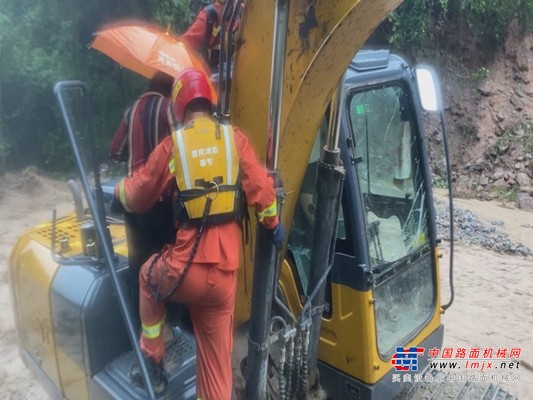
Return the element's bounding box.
[348,83,435,356]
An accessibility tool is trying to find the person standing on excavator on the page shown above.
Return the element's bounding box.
[182,0,241,74]
[109,71,176,281]
[113,68,285,399]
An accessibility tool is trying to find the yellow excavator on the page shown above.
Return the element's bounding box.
[8,0,515,399]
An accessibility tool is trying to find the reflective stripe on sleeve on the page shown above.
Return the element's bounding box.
[118,179,133,213]
[257,200,277,222]
[142,318,165,340]
[168,158,175,175]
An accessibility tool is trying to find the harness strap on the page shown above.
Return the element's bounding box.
[179,183,239,200]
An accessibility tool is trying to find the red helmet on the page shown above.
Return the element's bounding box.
[172,68,213,122]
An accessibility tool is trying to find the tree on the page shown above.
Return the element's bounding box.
[0,0,190,172]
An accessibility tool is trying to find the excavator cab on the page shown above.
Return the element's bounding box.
[280,49,444,399]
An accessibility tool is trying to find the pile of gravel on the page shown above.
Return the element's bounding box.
[434,199,532,257]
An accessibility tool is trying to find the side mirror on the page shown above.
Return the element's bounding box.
[415,66,443,113]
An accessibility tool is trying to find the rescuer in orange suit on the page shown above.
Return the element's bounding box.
[182,0,225,72]
[113,68,285,399]
[182,0,241,74]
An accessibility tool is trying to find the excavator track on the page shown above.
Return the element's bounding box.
[395,369,517,400]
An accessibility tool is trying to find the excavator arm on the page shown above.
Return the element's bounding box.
[230,0,403,320]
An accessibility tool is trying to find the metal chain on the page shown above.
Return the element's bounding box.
[278,339,287,400]
[293,328,303,395]
[284,335,294,399]
[300,324,310,396]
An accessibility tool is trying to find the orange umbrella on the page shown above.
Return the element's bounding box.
[90,19,217,99]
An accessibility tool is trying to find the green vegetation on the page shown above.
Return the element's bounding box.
[432,175,449,189]
[469,67,490,85]
[523,123,533,155]
[388,0,533,50]
[0,0,188,172]
[492,186,519,203]
[493,122,533,156]
[387,0,449,50]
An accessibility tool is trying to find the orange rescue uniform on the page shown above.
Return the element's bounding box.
[116,125,277,400]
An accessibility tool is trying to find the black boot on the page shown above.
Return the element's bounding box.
[129,355,168,395]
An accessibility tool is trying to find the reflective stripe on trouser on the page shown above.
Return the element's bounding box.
[139,252,237,400]
[118,179,133,213]
[142,319,164,339]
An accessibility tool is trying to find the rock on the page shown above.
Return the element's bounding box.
[494,113,505,122]
[503,171,514,181]
[434,198,532,256]
[493,178,509,189]
[478,83,493,96]
[516,60,529,72]
[514,162,524,170]
[516,172,531,187]
[498,143,510,154]
[509,96,523,111]
[517,192,533,211]
[479,175,489,186]
[515,88,526,98]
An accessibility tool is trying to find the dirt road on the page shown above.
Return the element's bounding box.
[0,173,531,399]
[434,190,533,399]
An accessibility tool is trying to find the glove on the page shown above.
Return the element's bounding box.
[110,194,126,214]
[271,223,285,251]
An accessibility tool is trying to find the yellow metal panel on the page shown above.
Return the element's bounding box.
[277,256,442,384]
[55,346,89,400]
[9,237,64,395]
[24,213,127,258]
[10,214,127,398]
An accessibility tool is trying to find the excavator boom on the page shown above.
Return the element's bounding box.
[231,0,402,242]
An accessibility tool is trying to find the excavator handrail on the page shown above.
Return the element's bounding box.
[53,80,157,400]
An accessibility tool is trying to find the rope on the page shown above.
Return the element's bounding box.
[147,197,212,302]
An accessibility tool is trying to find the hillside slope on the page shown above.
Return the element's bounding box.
[425,20,533,208]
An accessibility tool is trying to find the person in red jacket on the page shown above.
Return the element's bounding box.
[182,0,241,73]
[114,68,284,399]
[109,72,176,277]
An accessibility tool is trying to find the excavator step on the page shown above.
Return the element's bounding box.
[395,369,517,400]
[90,331,197,399]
